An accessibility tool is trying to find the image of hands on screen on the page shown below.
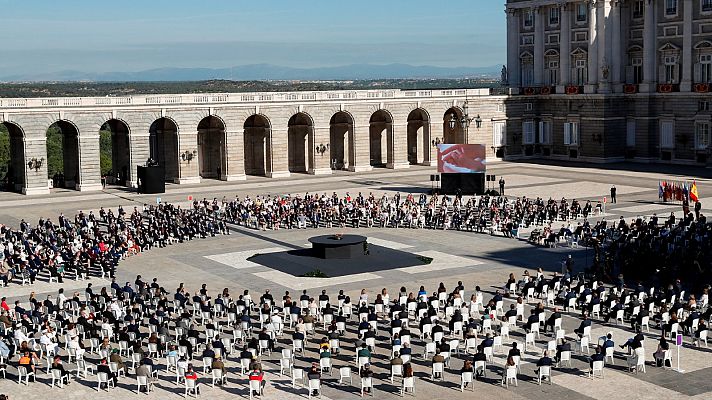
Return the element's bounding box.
[437,144,486,174]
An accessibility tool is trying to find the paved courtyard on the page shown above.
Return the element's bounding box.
[1,160,712,399]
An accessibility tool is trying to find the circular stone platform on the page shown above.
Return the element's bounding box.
[308,234,367,259]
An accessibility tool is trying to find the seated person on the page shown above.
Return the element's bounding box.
[535,350,553,375]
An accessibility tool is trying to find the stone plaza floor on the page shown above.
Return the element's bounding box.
[1,160,712,399]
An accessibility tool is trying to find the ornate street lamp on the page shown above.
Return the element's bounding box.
[315,143,329,155]
[27,157,44,171]
[181,150,198,162]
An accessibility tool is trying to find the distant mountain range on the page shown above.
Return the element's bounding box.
[1,63,501,82]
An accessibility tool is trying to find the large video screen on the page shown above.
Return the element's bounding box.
[437,144,486,174]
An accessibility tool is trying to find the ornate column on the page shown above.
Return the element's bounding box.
[268,127,290,178]
[610,0,623,91]
[586,0,599,93]
[641,0,657,92]
[349,119,372,172]
[177,131,200,184]
[534,6,545,86]
[506,7,521,91]
[224,129,246,181]
[127,132,150,188]
[310,126,332,175]
[23,137,50,195]
[558,2,571,93]
[387,123,410,169]
[598,0,612,93]
[681,0,693,92]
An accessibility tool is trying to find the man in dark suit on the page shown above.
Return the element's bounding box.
[574,315,592,338]
[508,342,521,358]
[555,339,571,363]
[544,308,562,333]
[590,346,605,369]
[535,351,553,375]
[478,334,494,352]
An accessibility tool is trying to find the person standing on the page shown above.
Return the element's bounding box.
[610,185,617,204]
[499,177,505,196]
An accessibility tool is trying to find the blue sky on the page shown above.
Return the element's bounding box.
[0,0,506,75]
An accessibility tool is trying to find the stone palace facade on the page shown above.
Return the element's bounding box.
[0,89,506,195]
[504,0,712,165]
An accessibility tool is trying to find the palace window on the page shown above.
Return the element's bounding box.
[696,53,712,83]
[626,119,636,147]
[545,51,560,86]
[549,7,560,25]
[573,57,588,86]
[538,121,552,144]
[524,9,534,27]
[564,122,579,146]
[576,3,587,22]
[521,54,534,86]
[704,0,712,13]
[523,121,536,145]
[660,121,675,149]
[631,57,643,84]
[696,122,710,150]
[493,122,506,147]
[660,50,680,84]
[633,0,644,18]
[666,0,678,16]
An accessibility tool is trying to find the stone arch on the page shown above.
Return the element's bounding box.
[46,120,80,190]
[443,107,466,144]
[100,119,131,186]
[0,121,26,192]
[369,109,394,167]
[407,108,431,165]
[149,117,179,182]
[287,112,314,173]
[329,111,354,170]
[197,115,226,180]
[244,114,272,176]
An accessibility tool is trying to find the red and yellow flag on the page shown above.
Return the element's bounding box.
[690,181,699,202]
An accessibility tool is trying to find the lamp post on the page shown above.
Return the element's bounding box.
[448,98,482,144]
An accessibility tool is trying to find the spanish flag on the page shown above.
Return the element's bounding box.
[690,181,699,202]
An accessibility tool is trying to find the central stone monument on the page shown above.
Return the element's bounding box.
[308,234,367,259]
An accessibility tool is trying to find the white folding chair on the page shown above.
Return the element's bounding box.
[401,376,416,396]
[308,378,321,398]
[184,378,200,397]
[460,371,474,391]
[590,360,604,379]
[360,377,374,397]
[51,368,70,388]
[501,366,518,387]
[390,364,403,383]
[537,365,552,385]
[249,379,263,399]
[320,357,333,376]
[293,368,305,388]
[431,362,444,381]
[339,367,352,385]
[137,375,153,393]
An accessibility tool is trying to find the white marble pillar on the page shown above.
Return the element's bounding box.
[507,7,521,91]
[534,6,545,86]
[586,0,599,93]
[611,0,623,91]
[558,3,571,93]
[681,0,693,92]
[598,0,612,93]
[641,0,657,92]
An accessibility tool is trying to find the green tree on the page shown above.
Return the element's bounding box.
[46,126,64,178]
[99,130,112,176]
[0,124,9,181]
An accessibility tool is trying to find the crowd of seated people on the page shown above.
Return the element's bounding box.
[0,264,708,395]
[0,201,231,286]
[215,192,600,237]
[579,212,712,287]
